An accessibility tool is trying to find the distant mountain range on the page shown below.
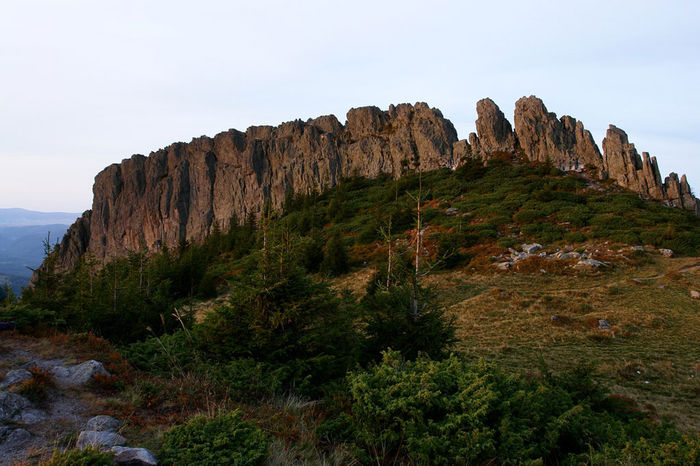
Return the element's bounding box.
[0,208,80,227]
[0,209,79,294]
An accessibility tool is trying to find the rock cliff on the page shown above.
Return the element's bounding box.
[50,96,699,274]
[471,95,699,214]
[54,103,459,271]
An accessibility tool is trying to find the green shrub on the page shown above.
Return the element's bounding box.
[123,330,202,376]
[360,286,456,361]
[564,231,587,243]
[498,237,518,249]
[342,352,670,465]
[159,411,270,466]
[321,234,350,276]
[0,303,65,333]
[514,209,547,224]
[41,447,113,466]
[557,205,593,227]
[435,234,467,269]
[213,358,286,401]
[521,222,565,243]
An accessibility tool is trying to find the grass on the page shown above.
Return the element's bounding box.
[431,255,700,431]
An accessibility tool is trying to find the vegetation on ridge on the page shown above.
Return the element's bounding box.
[2,158,699,463]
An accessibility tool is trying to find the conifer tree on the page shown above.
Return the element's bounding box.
[321,233,349,276]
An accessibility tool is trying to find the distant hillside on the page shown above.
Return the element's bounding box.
[0,219,73,293]
[0,208,79,227]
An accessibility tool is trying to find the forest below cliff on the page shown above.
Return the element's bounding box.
[2,160,700,464]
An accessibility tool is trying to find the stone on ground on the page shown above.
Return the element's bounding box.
[52,360,109,386]
[86,414,122,432]
[111,446,158,465]
[0,428,31,450]
[0,391,30,421]
[76,430,126,449]
[521,243,542,254]
[0,369,32,389]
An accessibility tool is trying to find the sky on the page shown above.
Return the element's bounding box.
[1,0,698,213]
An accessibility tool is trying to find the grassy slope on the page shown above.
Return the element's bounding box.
[305,162,700,432]
[329,255,700,431]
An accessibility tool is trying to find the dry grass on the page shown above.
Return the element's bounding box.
[429,255,700,431]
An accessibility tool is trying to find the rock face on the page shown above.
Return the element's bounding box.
[470,98,515,157]
[52,103,459,272]
[602,126,699,214]
[46,97,699,275]
[514,96,603,173]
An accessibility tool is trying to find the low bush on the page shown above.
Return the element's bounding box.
[521,222,565,243]
[159,411,270,466]
[0,304,65,334]
[334,351,686,465]
[18,366,54,403]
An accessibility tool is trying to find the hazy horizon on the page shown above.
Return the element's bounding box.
[2,0,698,212]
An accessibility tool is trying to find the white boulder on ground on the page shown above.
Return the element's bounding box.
[51,360,109,386]
[690,290,700,299]
[521,243,542,254]
[659,248,674,257]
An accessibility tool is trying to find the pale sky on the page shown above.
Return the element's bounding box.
[1,0,698,213]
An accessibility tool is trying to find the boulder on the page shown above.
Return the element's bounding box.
[76,430,126,449]
[658,248,674,257]
[521,243,542,254]
[445,207,459,216]
[574,259,607,268]
[111,446,158,465]
[555,252,580,260]
[690,290,700,300]
[598,319,611,330]
[52,360,109,386]
[0,369,32,389]
[86,415,122,432]
[0,428,31,450]
[13,408,46,424]
[0,391,30,421]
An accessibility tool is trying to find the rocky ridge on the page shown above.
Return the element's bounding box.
[51,97,699,273]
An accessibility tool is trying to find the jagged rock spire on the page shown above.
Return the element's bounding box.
[513,96,603,174]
